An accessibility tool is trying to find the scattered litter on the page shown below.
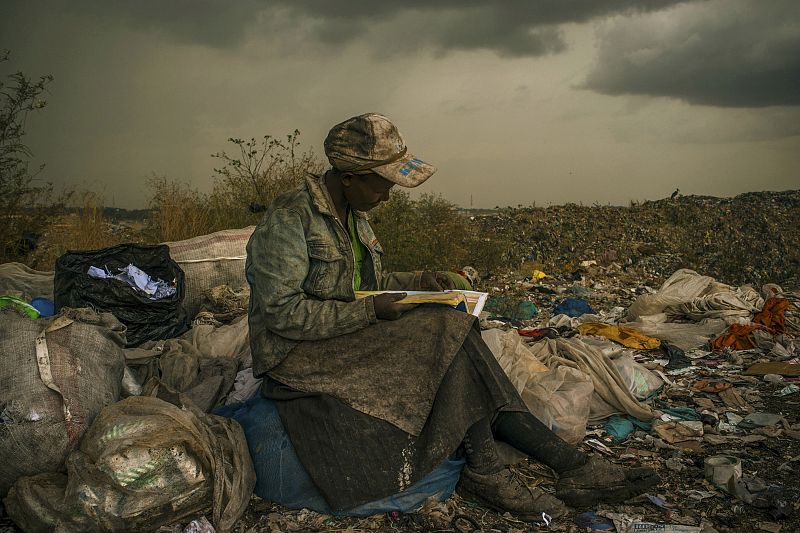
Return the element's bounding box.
[653,420,704,443]
[738,412,786,429]
[775,384,800,396]
[704,455,742,491]
[625,523,702,532]
[182,516,216,533]
[574,511,615,530]
[745,362,800,377]
[584,438,615,456]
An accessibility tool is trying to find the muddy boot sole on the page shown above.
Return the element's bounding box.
[556,468,660,507]
[457,484,566,521]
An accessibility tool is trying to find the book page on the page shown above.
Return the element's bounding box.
[355,290,488,317]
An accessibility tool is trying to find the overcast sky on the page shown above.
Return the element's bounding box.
[2,0,798,209]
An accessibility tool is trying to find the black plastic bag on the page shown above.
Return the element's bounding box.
[54,243,189,347]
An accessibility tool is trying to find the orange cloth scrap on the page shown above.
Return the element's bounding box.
[753,297,791,333]
[710,297,793,351]
[692,380,733,393]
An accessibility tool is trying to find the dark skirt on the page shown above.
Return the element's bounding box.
[264,310,526,511]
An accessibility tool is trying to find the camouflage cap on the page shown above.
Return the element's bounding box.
[324,113,436,188]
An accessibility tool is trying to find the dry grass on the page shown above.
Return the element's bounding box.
[145,177,218,242]
[26,192,140,270]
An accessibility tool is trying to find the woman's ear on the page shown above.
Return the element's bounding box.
[341,173,353,187]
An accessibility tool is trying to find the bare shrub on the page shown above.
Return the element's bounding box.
[211,131,322,214]
[0,50,67,262]
[147,131,323,242]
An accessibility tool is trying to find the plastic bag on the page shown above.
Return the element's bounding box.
[481,329,548,394]
[54,243,189,347]
[520,366,594,445]
[609,353,663,400]
[124,339,238,412]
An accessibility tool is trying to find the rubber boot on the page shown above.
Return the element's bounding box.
[555,456,660,506]
[458,465,567,521]
[457,417,567,520]
[494,411,659,506]
[493,411,588,472]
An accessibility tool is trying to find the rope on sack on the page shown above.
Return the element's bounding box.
[35,316,79,442]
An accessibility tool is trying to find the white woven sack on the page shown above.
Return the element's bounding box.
[164,227,255,318]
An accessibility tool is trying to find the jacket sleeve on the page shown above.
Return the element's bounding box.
[246,207,378,341]
[381,271,425,291]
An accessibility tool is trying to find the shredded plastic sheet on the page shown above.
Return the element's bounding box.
[482,328,590,444]
[482,329,548,393]
[626,269,763,323]
[528,337,655,424]
[622,315,728,351]
[88,264,176,300]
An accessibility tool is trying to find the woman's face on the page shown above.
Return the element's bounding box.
[343,173,395,211]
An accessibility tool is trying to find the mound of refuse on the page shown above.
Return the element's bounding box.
[473,190,800,289]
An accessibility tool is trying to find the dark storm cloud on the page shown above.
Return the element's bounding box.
[287,0,691,56]
[583,0,800,107]
[5,0,689,56]
[1,0,264,48]
[67,0,265,48]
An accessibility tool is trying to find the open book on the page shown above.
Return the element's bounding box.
[355,290,489,317]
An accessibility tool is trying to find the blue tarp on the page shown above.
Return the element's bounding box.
[553,298,595,318]
[215,395,465,516]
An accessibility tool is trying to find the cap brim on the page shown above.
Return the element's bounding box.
[372,152,436,188]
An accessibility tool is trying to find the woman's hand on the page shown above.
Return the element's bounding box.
[373,293,417,320]
[420,271,456,291]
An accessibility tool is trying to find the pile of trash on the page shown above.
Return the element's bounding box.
[0,233,257,533]
[464,267,799,533]
[471,190,800,289]
[2,219,799,532]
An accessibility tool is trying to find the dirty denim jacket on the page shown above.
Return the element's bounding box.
[246,173,425,377]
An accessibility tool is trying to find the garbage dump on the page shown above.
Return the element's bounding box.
[1,191,798,532]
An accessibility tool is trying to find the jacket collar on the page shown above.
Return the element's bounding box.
[306,171,369,220]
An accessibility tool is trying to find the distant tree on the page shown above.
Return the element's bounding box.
[0,49,57,260]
